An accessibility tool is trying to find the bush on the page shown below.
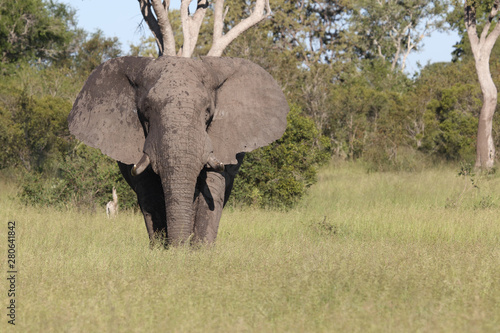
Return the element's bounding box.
[0,106,23,169]
[422,84,481,161]
[0,93,74,171]
[19,144,138,211]
[229,105,331,209]
[17,94,74,171]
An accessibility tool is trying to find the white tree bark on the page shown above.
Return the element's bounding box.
[180,0,209,57]
[465,0,500,170]
[139,0,176,56]
[138,0,271,58]
[208,0,271,56]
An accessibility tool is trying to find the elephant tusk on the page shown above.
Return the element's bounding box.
[131,154,150,177]
[207,155,224,172]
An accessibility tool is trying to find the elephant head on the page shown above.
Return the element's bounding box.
[68,56,289,245]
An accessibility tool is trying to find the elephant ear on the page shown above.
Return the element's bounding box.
[202,57,289,165]
[68,56,153,165]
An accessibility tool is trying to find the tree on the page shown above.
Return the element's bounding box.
[15,93,72,171]
[73,30,122,76]
[0,0,75,71]
[130,36,160,57]
[462,0,500,170]
[351,0,448,72]
[137,0,271,57]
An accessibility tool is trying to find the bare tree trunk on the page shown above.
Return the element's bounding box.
[465,1,500,170]
[474,58,497,169]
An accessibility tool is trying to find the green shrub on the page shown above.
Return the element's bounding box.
[19,144,138,211]
[423,84,481,161]
[17,94,74,170]
[229,105,331,209]
[0,93,74,171]
[0,106,23,169]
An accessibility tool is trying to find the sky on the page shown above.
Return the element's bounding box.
[62,0,459,74]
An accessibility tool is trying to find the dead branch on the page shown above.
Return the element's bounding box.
[138,0,271,58]
[208,0,271,57]
[138,0,176,56]
[179,0,209,57]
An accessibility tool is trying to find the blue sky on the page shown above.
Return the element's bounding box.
[62,0,459,74]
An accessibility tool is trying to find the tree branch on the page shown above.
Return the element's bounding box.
[213,0,225,45]
[482,0,500,39]
[138,0,165,55]
[188,1,210,55]
[208,0,271,57]
[144,0,176,56]
[465,0,500,59]
[180,0,192,56]
[139,0,271,58]
[179,0,209,57]
[484,0,500,49]
[465,2,480,58]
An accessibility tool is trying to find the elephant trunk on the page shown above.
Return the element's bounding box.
[161,171,198,245]
[155,106,207,246]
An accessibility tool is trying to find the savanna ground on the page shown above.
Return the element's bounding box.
[1,162,499,332]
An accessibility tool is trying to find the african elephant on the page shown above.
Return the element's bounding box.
[68,56,289,246]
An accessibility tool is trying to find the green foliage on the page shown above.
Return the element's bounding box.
[230,105,330,209]
[445,161,499,209]
[129,36,158,57]
[351,0,448,70]
[0,105,23,169]
[0,0,129,212]
[324,62,421,171]
[17,93,73,170]
[19,144,138,210]
[74,29,122,76]
[0,92,74,170]
[423,83,481,161]
[15,62,85,99]
[0,0,76,72]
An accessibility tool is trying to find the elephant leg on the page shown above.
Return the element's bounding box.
[118,162,167,245]
[137,186,167,245]
[193,154,244,244]
[193,171,226,244]
[192,153,244,244]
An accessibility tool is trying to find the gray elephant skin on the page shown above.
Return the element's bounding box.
[68,56,289,246]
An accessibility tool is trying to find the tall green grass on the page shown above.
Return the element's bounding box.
[1,163,499,332]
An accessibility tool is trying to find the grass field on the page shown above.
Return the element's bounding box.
[1,162,499,332]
